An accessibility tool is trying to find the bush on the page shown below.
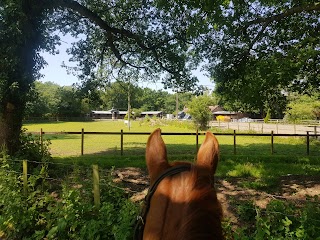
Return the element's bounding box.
[187,95,213,130]
[224,199,320,239]
[0,156,139,239]
[124,112,134,120]
[16,128,51,162]
[264,109,271,123]
[132,108,142,119]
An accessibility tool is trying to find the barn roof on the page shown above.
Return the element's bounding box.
[141,111,163,115]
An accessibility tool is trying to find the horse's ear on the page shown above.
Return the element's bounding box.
[146,128,169,184]
[196,131,219,174]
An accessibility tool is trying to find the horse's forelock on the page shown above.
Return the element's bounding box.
[178,165,223,239]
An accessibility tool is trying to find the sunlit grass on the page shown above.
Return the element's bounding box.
[23,120,320,192]
[24,120,319,157]
[227,163,263,178]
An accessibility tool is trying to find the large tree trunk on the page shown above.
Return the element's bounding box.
[0,0,43,155]
[0,102,25,154]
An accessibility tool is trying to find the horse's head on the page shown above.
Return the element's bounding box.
[136,128,223,240]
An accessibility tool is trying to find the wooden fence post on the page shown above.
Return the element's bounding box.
[271,131,274,154]
[92,164,100,208]
[306,131,310,155]
[40,128,43,152]
[233,130,236,155]
[81,128,84,155]
[121,129,124,156]
[196,129,199,153]
[23,160,28,195]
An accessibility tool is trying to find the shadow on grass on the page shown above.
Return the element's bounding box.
[51,142,320,179]
[44,134,81,140]
[222,142,320,156]
[24,119,94,125]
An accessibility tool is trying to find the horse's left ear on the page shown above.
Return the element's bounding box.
[146,128,169,184]
[196,131,219,174]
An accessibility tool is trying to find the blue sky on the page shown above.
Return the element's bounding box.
[39,35,214,91]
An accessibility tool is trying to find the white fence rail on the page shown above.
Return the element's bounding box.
[210,120,319,135]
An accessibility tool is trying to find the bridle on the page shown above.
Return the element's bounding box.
[133,164,192,240]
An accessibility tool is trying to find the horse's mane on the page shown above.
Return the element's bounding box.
[170,163,223,239]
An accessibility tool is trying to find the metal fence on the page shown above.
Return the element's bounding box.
[210,121,319,135]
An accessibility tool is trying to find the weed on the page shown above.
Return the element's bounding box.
[224,199,320,239]
[227,163,263,178]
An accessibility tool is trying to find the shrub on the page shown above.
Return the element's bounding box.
[16,128,51,162]
[132,108,142,119]
[264,109,271,123]
[187,95,213,130]
[0,157,139,239]
[124,112,134,120]
[224,199,320,239]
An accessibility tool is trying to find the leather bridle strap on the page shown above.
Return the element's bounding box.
[133,164,192,240]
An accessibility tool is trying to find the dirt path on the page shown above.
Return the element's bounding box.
[112,167,320,221]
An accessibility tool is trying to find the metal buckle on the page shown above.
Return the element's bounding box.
[137,215,144,225]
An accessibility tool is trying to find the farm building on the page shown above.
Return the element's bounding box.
[91,109,127,120]
[140,111,163,118]
[180,105,245,121]
[209,105,224,113]
[91,110,163,119]
[213,111,246,121]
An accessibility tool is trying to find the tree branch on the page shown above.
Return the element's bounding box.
[247,3,320,25]
[239,3,320,64]
[39,0,182,75]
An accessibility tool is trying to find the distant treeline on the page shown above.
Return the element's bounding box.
[25,81,194,119]
[25,81,320,122]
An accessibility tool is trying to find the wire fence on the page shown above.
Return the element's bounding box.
[1,158,319,226]
[2,158,131,201]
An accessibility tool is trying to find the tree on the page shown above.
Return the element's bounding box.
[201,1,320,114]
[138,88,168,112]
[55,87,82,118]
[25,82,84,119]
[160,1,320,114]
[284,92,320,122]
[4,0,319,153]
[187,95,214,130]
[0,1,53,153]
[25,81,61,119]
[100,81,143,110]
[163,92,193,114]
[0,0,198,154]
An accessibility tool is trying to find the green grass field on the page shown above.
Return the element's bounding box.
[24,120,320,191]
[24,119,320,157]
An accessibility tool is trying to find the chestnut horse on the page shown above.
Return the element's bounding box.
[134,129,223,240]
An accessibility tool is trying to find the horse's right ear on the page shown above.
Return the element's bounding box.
[146,129,169,184]
[196,131,219,174]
